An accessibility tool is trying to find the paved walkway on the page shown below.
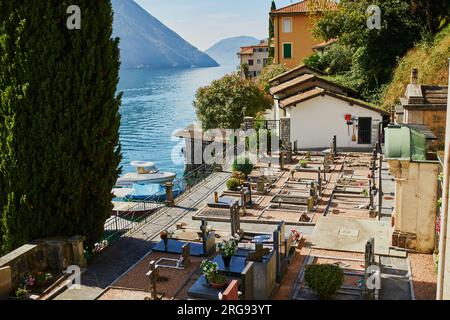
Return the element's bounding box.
[379,160,395,222]
[54,171,231,300]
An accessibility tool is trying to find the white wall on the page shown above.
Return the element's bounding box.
[286,95,383,149]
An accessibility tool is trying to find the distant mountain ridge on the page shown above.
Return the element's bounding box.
[111,0,218,69]
[206,36,261,67]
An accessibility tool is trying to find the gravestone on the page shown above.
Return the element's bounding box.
[364,238,377,299]
[279,149,285,170]
[323,154,331,173]
[200,219,216,256]
[221,280,239,300]
[307,196,315,212]
[286,143,293,164]
[256,176,267,193]
[181,243,191,268]
[230,201,243,238]
[273,222,288,282]
[146,261,163,300]
[309,182,318,200]
[241,261,254,300]
[332,135,337,157]
[318,169,322,195]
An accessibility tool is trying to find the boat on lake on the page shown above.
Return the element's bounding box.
[116,161,176,187]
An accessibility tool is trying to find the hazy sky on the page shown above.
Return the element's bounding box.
[134,0,295,50]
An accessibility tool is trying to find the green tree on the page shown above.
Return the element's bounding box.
[0,1,122,254]
[409,0,450,34]
[194,73,272,130]
[257,64,288,93]
[268,1,277,60]
[311,0,427,102]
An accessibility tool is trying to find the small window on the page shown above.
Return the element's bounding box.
[283,18,292,33]
[248,59,254,66]
[283,43,292,59]
[263,58,268,66]
[257,59,261,64]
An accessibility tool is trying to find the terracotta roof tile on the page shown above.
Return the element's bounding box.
[271,0,336,15]
[279,87,388,115]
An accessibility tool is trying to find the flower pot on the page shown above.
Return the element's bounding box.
[210,281,228,289]
[222,255,232,268]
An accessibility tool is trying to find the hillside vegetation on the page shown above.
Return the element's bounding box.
[382,25,450,109]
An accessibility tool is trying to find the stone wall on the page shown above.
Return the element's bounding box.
[0,236,86,297]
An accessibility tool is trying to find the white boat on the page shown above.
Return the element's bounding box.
[116,161,176,187]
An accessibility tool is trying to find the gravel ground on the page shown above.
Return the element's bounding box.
[409,253,437,300]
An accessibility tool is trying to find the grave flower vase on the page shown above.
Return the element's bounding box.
[222,255,231,268]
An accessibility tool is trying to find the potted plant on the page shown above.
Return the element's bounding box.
[231,171,246,185]
[299,160,308,168]
[160,230,172,251]
[226,178,241,191]
[15,286,30,299]
[304,264,344,299]
[218,238,237,268]
[200,260,227,289]
[34,272,53,287]
[232,157,254,177]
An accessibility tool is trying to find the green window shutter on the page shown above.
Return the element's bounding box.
[283,43,292,59]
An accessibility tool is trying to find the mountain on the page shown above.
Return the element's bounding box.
[205,36,261,67]
[111,0,218,69]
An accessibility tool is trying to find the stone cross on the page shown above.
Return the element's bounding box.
[246,243,270,263]
[200,219,208,254]
[230,201,242,238]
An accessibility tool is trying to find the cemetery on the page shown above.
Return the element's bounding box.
[89,135,420,301]
[0,135,434,301]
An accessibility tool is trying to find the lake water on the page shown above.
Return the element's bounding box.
[118,65,236,178]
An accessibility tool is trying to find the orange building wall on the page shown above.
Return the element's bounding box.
[273,14,321,69]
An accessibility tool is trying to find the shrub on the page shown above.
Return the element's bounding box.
[231,171,246,185]
[299,160,308,168]
[304,264,344,299]
[232,157,254,176]
[226,178,241,191]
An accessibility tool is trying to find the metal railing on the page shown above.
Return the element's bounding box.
[85,163,217,257]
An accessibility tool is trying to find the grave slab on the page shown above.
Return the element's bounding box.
[311,217,390,255]
[152,239,206,256]
[188,275,237,300]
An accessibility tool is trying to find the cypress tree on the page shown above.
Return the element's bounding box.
[0,1,122,254]
[269,1,276,60]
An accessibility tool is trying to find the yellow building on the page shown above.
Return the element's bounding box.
[270,0,335,69]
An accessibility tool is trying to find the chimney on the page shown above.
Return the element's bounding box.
[411,68,419,85]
